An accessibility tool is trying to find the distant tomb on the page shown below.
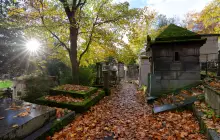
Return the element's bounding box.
[139,51,151,87]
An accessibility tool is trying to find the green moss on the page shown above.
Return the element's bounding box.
[36,111,75,140]
[49,87,98,99]
[204,84,220,95]
[150,38,207,45]
[0,80,13,89]
[36,90,105,113]
[155,24,200,41]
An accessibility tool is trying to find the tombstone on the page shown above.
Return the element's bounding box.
[118,62,125,81]
[127,64,139,81]
[95,62,103,85]
[12,79,26,99]
[139,56,151,87]
[110,63,117,85]
[3,88,13,99]
[103,63,110,95]
[124,65,128,81]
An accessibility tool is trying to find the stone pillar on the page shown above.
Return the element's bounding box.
[103,64,110,95]
[96,62,102,85]
[118,62,124,82]
[206,54,208,76]
[111,70,117,84]
[218,50,220,76]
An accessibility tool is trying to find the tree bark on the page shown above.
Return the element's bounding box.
[69,23,79,84]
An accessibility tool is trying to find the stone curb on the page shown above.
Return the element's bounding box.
[192,105,220,140]
[24,111,75,140]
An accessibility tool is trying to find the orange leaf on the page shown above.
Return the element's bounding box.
[180,132,188,138]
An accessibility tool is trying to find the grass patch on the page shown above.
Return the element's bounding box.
[0,80,13,89]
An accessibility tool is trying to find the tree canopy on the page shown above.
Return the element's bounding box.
[4,0,155,75]
[184,0,220,34]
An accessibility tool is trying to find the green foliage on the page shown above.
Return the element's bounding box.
[21,75,57,103]
[5,0,142,67]
[79,66,96,86]
[140,85,147,93]
[116,7,156,64]
[36,111,75,140]
[4,0,157,72]
[155,24,199,41]
[185,0,220,34]
[0,80,13,89]
[58,65,96,86]
[50,87,98,99]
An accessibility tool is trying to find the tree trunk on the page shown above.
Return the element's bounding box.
[69,25,79,84]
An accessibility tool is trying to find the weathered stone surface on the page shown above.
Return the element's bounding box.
[139,57,150,86]
[204,85,220,115]
[192,105,220,140]
[177,71,201,80]
[0,98,56,140]
[149,43,202,96]
[148,73,200,96]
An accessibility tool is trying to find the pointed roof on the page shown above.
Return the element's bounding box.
[155,24,201,41]
[149,24,207,46]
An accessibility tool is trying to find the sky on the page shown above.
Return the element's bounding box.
[114,0,213,19]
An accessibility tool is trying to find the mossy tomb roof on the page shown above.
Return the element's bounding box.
[155,24,201,41]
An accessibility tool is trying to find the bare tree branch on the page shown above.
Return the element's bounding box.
[76,0,87,9]
[33,1,70,53]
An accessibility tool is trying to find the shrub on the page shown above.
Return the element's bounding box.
[79,66,96,86]
[59,65,96,86]
[21,75,57,103]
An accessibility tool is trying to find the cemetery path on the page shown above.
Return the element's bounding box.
[52,82,206,140]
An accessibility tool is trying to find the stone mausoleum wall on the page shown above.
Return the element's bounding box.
[149,43,201,96]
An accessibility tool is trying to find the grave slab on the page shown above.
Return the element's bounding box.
[0,98,56,140]
[153,104,177,113]
[153,96,198,114]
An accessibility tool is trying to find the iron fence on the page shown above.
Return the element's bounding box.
[200,53,219,77]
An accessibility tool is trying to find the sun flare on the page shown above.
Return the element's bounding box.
[25,39,40,53]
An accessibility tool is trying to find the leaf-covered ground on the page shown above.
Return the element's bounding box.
[51,83,206,140]
[194,101,220,134]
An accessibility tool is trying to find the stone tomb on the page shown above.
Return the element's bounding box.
[147,24,207,96]
[0,98,55,140]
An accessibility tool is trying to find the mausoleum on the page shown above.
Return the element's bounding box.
[148,24,207,96]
